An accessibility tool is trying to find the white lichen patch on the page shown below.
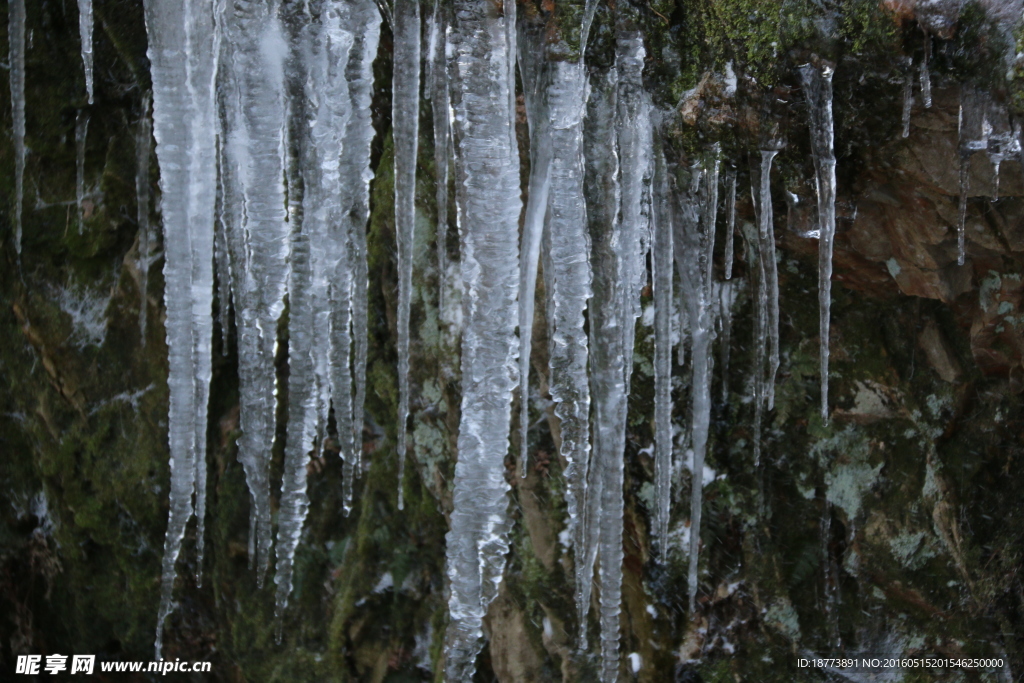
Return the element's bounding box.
[812,427,883,519]
[888,530,938,570]
[765,597,801,641]
[58,284,110,349]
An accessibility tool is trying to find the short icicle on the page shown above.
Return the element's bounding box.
[800,63,838,423]
[393,0,421,511]
[901,57,913,139]
[723,166,737,280]
[76,111,90,233]
[986,99,1014,202]
[442,1,521,678]
[956,86,988,268]
[921,34,932,109]
[717,281,737,402]
[78,0,94,103]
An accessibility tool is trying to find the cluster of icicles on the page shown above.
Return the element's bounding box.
[2,0,1000,678]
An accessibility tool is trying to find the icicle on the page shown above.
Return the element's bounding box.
[137,93,153,344]
[394,0,421,511]
[76,111,90,233]
[275,194,318,628]
[220,0,290,583]
[702,147,721,292]
[652,143,673,561]
[516,22,553,479]
[800,64,837,423]
[742,216,766,467]
[986,99,1013,202]
[147,0,219,658]
[723,167,736,280]
[957,149,969,266]
[504,0,517,149]
[340,0,381,511]
[955,85,988,267]
[275,38,313,628]
[581,64,619,648]
[821,502,841,649]
[545,59,593,631]
[676,290,689,368]
[430,0,451,312]
[274,3,355,624]
[594,32,651,678]
[901,58,913,139]
[214,144,232,355]
[757,149,780,410]
[920,34,932,109]
[580,0,599,55]
[189,2,223,594]
[78,0,94,103]
[9,0,25,256]
[717,281,736,402]
[673,156,717,615]
[443,2,521,678]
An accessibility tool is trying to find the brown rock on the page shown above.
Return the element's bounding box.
[918,319,963,382]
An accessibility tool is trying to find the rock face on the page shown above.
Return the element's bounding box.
[2,1,1024,682]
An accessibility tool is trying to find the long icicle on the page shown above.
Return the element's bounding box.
[516,21,553,478]
[189,0,225,592]
[430,0,451,312]
[340,0,382,511]
[274,1,355,625]
[147,0,219,657]
[394,0,421,511]
[597,28,652,680]
[674,155,719,615]
[581,64,619,648]
[222,0,290,582]
[443,1,521,677]
[742,212,767,468]
[652,141,674,561]
[800,64,837,422]
[758,149,780,409]
[10,0,25,256]
[213,139,232,356]
[545,54,593,637]
[274,4,313,626]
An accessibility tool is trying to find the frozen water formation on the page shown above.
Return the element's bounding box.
[97,0,1020,673]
